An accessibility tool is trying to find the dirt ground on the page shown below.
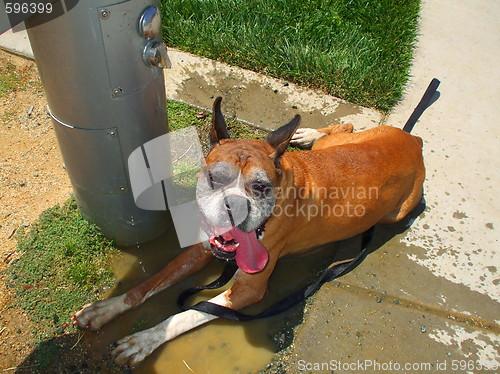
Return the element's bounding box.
[0,49,72,370]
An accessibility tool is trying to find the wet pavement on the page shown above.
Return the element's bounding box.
[164,49,381,132]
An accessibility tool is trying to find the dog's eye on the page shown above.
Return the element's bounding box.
[251,183,271,196]
[209,175,237,190]
[209,178,225,190]
[207,171,233,190]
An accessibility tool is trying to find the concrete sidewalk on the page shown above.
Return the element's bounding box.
[1,1,498,372]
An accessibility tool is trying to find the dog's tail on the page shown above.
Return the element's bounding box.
[402,78,441,133]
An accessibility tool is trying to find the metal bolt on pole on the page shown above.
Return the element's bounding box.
[24,0,170,245]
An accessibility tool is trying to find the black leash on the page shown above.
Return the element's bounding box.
[177,227,374,321]
[179,78,440,321]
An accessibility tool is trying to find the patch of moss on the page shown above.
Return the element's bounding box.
[7,198,119,340]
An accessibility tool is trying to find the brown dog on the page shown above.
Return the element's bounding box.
[74,97,425,366]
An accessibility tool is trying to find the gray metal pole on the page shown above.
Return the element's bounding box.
[25,0,170,245]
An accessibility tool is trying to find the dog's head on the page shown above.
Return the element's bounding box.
[196,97,300,273]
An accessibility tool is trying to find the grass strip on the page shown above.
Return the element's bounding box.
[161,0,420,112]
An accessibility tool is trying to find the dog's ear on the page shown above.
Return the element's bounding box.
[210,97,230,147]
[266,115,301,167]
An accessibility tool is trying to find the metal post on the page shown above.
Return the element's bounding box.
[24,0,170,245]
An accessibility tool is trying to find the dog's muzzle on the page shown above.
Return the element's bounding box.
[223,195,250,226]
[207,225,267,274]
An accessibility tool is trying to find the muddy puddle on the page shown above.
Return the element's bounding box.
[175,68,362,132]
[82,216,347,374]
[163,51,383,133]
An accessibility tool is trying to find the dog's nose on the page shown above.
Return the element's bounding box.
[223,195,249,212]
[223,195,250,225]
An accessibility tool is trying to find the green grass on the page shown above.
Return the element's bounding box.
[7,198,118,340]
[168,99,268,151]
[0,62,28,97]
[0,58,44,102]
[160,0,420,112]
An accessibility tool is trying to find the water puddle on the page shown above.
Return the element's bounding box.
[82,216,345,373]
[169,64,363,132]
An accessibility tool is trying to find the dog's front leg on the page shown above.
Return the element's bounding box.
[73,243,214,331]
[112,254,279,367]
[112,292,226,366]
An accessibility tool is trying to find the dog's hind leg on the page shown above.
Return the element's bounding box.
[112,252,280,367]
[379,168,425,224]
[319,123,354,135]
[291,124,353,148]
[73,243,214,331]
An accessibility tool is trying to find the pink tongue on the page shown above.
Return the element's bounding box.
[223,227,269,274]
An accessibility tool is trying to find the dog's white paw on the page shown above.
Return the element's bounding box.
[73,294,129,331]
[112,328,163,367]
[290,128,325,148]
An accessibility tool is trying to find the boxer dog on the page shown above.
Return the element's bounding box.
[73,97,425,366]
